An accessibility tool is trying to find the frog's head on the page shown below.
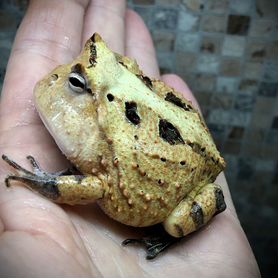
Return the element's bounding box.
[34,33,112,168]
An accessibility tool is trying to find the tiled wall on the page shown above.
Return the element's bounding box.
[129,1,277,275]
[0,0,277,276]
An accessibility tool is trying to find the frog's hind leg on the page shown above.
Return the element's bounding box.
[2,154,105,205]
[163,182,226,238]
[123,183,226,259]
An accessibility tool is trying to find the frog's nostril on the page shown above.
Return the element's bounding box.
[107,94,114,102]
[49,74,59,86]
[51,74,58,80]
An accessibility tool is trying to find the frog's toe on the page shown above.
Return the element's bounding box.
[2,154,35,177]
[122,235,181,260]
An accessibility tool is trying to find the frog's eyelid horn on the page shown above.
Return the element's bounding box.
[68,72,87,93]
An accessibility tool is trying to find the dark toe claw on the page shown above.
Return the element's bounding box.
[26,155,41,170]
[122,235,181,260]
[122,238,142,246]
[2,154,35,176]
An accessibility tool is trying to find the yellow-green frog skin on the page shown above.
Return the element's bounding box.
[2,33,226,258]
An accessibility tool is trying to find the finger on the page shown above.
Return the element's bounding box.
[82,0,126,54]
[125,9,160,78]
[161,73,200,110]
[0,0,89,129]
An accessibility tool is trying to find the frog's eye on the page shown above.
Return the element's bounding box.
[68,72,86,93]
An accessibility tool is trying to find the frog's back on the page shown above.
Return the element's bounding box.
[91,38,225,227]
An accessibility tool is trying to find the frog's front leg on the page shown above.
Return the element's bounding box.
[2,155,106,205]
[163,182,226,237]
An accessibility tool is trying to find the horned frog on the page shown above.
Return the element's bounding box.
[2,33,226,259]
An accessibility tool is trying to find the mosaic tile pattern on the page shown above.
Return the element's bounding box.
[0,0,277,276]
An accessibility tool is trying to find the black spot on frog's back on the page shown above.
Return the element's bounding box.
[165,92,193,111]
[159,119,185,145]
[125,102,140,125]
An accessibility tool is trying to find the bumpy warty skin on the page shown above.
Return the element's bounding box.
[34,33,226,228]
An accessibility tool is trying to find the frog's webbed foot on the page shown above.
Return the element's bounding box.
[122,233,181,260]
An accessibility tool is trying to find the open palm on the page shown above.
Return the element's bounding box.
[0,1,260,277]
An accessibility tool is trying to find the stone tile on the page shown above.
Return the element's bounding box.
[181,0,205,12]
[197,54,219,74]
[216,77,239,94]
[194,73,216,92]
[245,128,265,144]
[152,31,175,51]
[206,0,229,13]
[241,142,262,158]
[0,11,18,32]
[271,116,278,129]
[239,79,259,95]
[0,47,11,68]
[250,109,272,129]
[253,96,275,113]
[230,111,251,127]
[261,144,278,160]
[196,55,220,74]
[175,32,200,52]
[244,62,263,79]
[234,94,256,111]
[223,154,238,171]
[0,37,13,49]
[263,63,278,82]
[201,15,226,33]
[265,129,278,145]
[157,52,174,72]
[200,35,222,54]
[266,40,278,60]
[227,15,251,35]
[255,158,276,172]
[258,82,278,97]
[249,20,276,38]
[207,123,227,138]
[223,141,241,154]
[237,158,255,180]
[210,94,234,110]
[178,10,199,32]
[156,0,180,4]
[222,36,246,57]
[246,41,268,62]
[220,58,242,76]
[152,7,178,29]
[255,0,278,19]
[194,91,211,106]
[230,0,253,15]
[228,126,245,140]
[208,109,231,125]
[133,0,154,4]
[175,51,197,73]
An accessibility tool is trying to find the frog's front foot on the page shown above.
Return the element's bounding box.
[2,154,105,204]
[2,154,75,187]
[122,234,181,259]
[2,154,65,199]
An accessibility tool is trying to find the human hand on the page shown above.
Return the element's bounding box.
[0,0,260,276]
